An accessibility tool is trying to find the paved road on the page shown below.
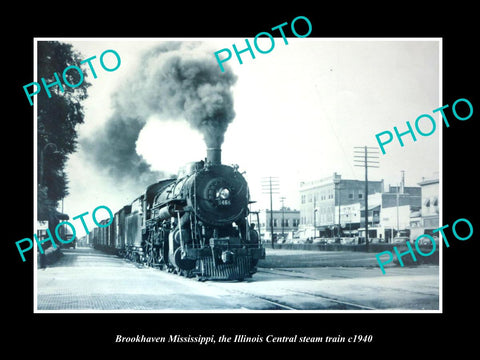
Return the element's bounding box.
[258,248,389,268]
[36,247,439,311]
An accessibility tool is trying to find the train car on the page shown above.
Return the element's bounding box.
[113,205,131,256]
[97,221,105,250]
[92,226,101,249]
[124,196,144,262]
[108,214,115,250]
[87,230,95,247]
[94,227,100,248]
[101,218,114,252]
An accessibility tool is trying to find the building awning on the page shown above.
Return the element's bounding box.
[360,205,381,211]
[410,210,422,218]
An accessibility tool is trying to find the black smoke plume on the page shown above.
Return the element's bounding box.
[81,42,237,184]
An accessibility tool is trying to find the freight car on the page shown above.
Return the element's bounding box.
[93,148,265,281]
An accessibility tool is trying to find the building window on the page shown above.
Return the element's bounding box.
[301,195,306,204]
[358,193,363,199]
[349,193,354,199]
[273,219,277,227]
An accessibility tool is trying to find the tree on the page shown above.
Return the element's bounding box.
[37,41,90,221]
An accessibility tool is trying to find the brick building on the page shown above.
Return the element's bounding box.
[250,208,300,242]
[298,173,384,238]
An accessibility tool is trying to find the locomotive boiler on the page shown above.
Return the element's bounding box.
[96,147,265,281]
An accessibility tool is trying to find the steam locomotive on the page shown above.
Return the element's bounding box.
[91,148,265,281]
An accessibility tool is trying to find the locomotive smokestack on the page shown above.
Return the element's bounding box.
[207,147,222,165]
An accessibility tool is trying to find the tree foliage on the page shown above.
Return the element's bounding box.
[37,41,90,220]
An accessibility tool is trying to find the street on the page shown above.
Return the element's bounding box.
[36,247,439,311]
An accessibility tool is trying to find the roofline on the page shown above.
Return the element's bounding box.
[418,178,439,186]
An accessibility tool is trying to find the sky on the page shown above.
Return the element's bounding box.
[37,38,441,236]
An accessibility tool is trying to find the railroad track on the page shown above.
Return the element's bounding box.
[247,290,375,310]
[135,261,377,310]
[201,277,376,311]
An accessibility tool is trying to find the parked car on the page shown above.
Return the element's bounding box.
[416,235,439,248]
[340,237,356,245]
[326,237,341,244]
[392,236,410,245]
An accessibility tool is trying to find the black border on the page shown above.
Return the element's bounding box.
[7,5,478,354]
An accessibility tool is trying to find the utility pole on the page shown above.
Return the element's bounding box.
[313,196,317,239]
[261,176,280,249]
[396,182,400,238]
[396,170,405,238]
[354,146,379,251]
[280,196,286,241]
[333,176,343,238]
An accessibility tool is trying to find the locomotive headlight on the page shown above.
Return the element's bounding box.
[218,187,230,200]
